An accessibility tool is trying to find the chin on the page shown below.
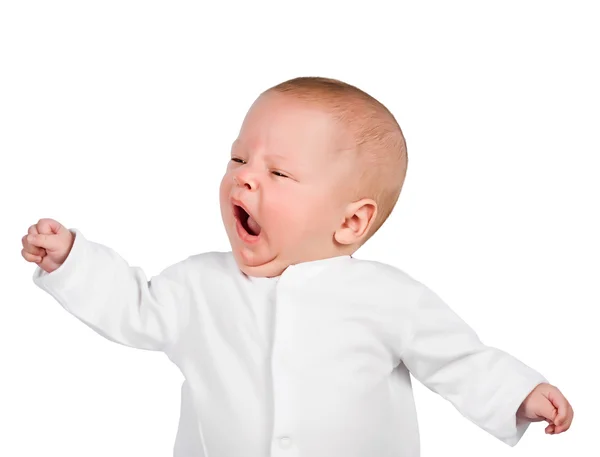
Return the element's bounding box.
[233,250,284,278]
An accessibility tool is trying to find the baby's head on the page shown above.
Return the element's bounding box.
[219,77,407,278]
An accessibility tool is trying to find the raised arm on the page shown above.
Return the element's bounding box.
[30,225,190,352]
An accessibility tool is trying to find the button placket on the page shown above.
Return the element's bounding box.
[271,282,298,455]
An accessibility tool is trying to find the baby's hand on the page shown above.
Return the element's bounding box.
[517,383,574,435]
[21,218,74,274]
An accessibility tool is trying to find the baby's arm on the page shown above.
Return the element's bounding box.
[28,220,190,352]
[399,284,548,446]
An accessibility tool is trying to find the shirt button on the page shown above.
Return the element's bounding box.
[279,436,292,449]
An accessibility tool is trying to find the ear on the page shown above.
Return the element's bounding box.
[334,198,377,246]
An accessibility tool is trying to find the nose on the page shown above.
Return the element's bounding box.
[233,167,258,191]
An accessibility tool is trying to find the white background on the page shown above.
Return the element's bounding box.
[1,1,597,456]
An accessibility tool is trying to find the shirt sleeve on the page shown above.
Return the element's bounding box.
[32,228,191,352]
[399,284,548,447]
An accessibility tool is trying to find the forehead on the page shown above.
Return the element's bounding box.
[234,93,348,163]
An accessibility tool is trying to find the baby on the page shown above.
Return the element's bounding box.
[22,77,573,457]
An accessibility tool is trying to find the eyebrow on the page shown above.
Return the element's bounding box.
[264,153,290,161]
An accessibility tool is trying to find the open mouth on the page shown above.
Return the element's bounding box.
[233,204,262,237]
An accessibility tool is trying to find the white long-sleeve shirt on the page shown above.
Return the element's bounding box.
[32,229,547,457]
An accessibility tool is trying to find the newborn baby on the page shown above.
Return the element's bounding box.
[22,76,573,457]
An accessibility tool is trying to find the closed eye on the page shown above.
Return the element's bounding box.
[231,158,289,179]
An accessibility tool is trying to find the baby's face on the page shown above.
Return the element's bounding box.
[219,92,355,278]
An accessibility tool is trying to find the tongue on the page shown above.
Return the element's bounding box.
[247,215,261,236]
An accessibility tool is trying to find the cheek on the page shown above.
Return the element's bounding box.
[219,175,231,206]
[220,168,233,190]
[270,191,332,234]
[266,190,303,227]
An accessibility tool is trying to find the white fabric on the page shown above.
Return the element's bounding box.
[32,228,547,457]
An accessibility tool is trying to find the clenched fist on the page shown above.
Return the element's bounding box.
[517,383,574,435]
[21,218,75,274]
